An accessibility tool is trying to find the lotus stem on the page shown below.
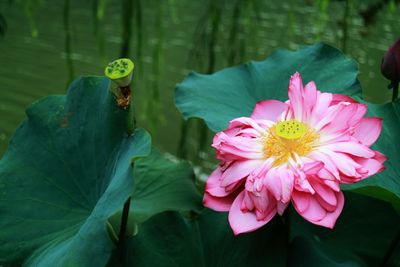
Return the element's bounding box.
[127,98,136,135]
[117,196,131,264]
[104,57,137,263]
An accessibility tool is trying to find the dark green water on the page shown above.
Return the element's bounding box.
[0,0,398,162]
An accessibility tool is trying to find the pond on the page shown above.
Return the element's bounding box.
[0,0,398,168]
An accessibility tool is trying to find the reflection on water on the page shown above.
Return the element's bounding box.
[0,1,398,168]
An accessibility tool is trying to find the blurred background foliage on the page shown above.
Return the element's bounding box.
[0,0,399,171]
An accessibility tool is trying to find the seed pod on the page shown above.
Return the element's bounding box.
[105,58,135,87]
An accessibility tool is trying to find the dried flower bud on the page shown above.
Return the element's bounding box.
[381,38,400,84]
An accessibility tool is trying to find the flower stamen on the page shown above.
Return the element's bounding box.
[263,120,319,167]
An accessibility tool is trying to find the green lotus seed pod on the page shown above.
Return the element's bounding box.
[104,58,135,87]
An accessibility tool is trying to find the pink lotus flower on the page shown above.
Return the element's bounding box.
[203,72,386,235]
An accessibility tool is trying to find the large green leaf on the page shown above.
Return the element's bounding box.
[118,209,287,267]
[196,210,287,267]
[175,43,360,132]
[0,77,151,266]
[343,99,400,207]
[288,236,364,267]
[129,149,202,223]
[290,193,400,266]
[108,212,203,267]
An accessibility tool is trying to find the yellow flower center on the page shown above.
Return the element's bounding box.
[263,120,319,167]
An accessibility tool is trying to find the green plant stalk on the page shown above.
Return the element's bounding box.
[0,13,7,38]
[342,0,351,53]
[24,0,39,37]
[120,0,133,57]
[167,0,179,23]
[207,3,220,74]
[197,121,208,162]
[92,0,107,64]
[119,64,137,265]
[63,0,74,84]
[115,84,136,264]
[92,0,100,34]
[239,0,251,61]
[178,119,189,159]
[392,81,399,102]
[127,96,136,135]
[314,0,329,41]
[117,196,131,263]
[135,0,143,79]
[228,0,241,65]
[148,0,165,136]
